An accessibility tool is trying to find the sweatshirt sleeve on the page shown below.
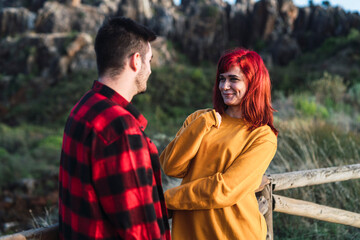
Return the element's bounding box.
[164,138,277,210]
[160,109,219,178]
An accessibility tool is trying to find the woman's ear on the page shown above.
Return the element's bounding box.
[129,52,142,72]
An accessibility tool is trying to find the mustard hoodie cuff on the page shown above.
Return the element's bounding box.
[210,109,220,128]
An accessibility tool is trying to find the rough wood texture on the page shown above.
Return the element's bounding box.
[273,195,360,228]
[0,224,58,240]
[271,164,360,191]
[256,176,273,240]
[262,183,274,240]
[258,195,269,215]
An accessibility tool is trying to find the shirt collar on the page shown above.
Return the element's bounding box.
[92,80,148,129]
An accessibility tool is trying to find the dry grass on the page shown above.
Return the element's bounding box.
[270,119,360,239]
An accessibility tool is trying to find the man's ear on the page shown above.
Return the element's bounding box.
[129,52,142,72]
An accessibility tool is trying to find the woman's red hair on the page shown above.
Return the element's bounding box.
[213,48,278,136]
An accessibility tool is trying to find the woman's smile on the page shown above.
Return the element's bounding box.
[218,65,247,107]
[221,92,236,100]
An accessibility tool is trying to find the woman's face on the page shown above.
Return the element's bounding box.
[218,65,247,107]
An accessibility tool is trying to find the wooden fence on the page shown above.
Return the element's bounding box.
[1,164,360,240]
[261,163,360,240]
[0,224,58,240]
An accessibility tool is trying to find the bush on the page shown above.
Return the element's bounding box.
[348,83,360,107]
[269,120,360,239]
[31,135,62,165]
[310,72,346,109]
[200,5,220,18]
[2,70,95,127]
[270,28,360,94]
[293,95,329,119]
[0,124,61,187]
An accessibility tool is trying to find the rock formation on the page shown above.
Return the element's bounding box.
[0,32,94,82]
[35,1,105,35]
[1,0,360,67]
[0,0,360,89]
[0,7,36,37]
[173,0,228,62]
[118,0,153,24]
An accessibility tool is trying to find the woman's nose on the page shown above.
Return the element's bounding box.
[222,80,230,90]
[219,79,231,90]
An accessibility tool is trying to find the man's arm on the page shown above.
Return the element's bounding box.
[92,130,163,239]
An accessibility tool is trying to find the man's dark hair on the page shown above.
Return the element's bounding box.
[94,17,156,77]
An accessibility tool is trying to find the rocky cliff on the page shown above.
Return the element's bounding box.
[0,0,360,124]
[1,0,359,70]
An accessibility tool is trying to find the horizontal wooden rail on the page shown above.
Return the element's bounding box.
[273,194,360,228]
[2,165,360,239]
[271,164,360,191]
[0,224,58,240]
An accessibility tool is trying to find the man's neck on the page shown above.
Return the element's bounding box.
[98,73,136,102]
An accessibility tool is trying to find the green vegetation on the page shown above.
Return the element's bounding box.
[133,63,215,136]
[0,124,61,188]
[270,28,360,93]
[271,120,360,239]
[200,5,220,18]
[1,70,95,126]
[1,29,360,238]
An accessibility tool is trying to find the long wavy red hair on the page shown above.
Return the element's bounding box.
[213,48,278,136]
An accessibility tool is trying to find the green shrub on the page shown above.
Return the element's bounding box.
[293,95,329,119]
[295,97,317,116]
[310,72,346,109]
[348,69,360,86]
[347,28,360,41]
[31,135,62,165]
[270,28,360,94]
[348,83,360,107]
[311,28,360,59]
[0,147,11,184]
[200,5,219,18]
[2,70,95,127]
[0,124,61,187]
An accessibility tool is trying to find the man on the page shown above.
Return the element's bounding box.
[59,17,171,240]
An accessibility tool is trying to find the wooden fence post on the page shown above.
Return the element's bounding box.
[257,177,273,240]
[263,182,274,240]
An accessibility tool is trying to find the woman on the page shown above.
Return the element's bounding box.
[160,48,278,240]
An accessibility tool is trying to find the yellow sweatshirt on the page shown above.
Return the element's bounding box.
[160,109,277,240]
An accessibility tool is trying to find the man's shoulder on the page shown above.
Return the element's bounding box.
[70,91,139,144]
[90,102,139,145]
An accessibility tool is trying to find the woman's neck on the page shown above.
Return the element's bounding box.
[225,107,243,119]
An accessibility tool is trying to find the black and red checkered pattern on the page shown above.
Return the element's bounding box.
[59,81,170,240]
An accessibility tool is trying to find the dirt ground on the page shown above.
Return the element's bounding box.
[0,174,58,236]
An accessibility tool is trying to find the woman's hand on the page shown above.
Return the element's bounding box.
[215,112,222,128]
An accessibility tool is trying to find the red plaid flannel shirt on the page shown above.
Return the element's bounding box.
[59,81,170,240]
